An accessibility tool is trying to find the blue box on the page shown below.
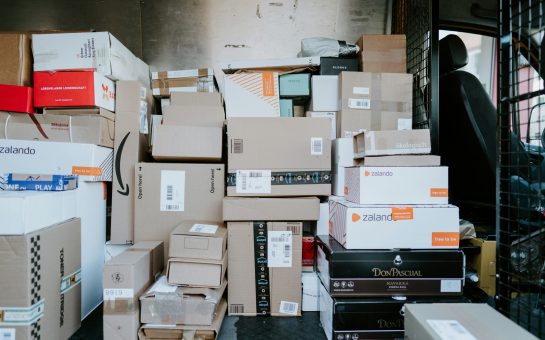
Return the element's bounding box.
[279,73,311,97]
[280,99,294,117]
[0,174,78,191]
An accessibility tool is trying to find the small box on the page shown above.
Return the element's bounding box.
[319,57,358,75]
[152,68,213,80]
[310,76,339,111]
[468,238,496,297]
[353,129,431,157]
[167,254,227,288]
[151,75,214,96]
[302,272,320,312]
[0,33,32,86]
[0,173,77,191]
[302,236,315,271]
[279,73,311,97]
[151,124,223,161]
[169,221,227,260]
[306,111,336,139]
[0,84,34,113]
[224,72,280,117]
[356,34,407,73]
[280,99,294,117]
[34,71,116,111]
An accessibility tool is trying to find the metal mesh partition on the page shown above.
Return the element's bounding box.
[498,0,545,337]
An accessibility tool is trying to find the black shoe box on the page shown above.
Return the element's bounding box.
[320,57,359,75]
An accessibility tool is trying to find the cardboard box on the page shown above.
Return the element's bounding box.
[279,73,310,97]
[0,84,34,113]
[317,235,464,296]
[140,276,226,325]
[161,105,224,127]
[169,92,222,106]
[0,139,113,182]
[105,242,131,262]
[152,76,214,96]
[302,236,315,271]
[0,218,81,340]
[32,32,150,85]
[332,138,354,196]
[306,111,336,139]
[169,221,226,260]
[152,125,222,161]
[221,56,320,73]
[226,118,331,197]
[468,238,496,297]
[353,129,431,157]
[404,304,538,340]
[280,99,294,117]
[134,163,224,258]
[329,199,460,249]
[359,155,441,166]
[338,71,412,136]
[0,33,32,86]
[110,81,154,245]
[34,71,116,111]
[152,68,213,80]
[167,254,227,287]
[302,272,320,312]
[224,72,280,117]
[310,76,339,112]
[0,173,77,191]
[319,57,358,75]
[345,166,449,205]
[294,105,305,117]
[130,241,165,281]
[223,197,320,222]
[356,35,406,73]
[0,111,115,148]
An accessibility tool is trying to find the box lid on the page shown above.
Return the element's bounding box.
[223,197,320,221]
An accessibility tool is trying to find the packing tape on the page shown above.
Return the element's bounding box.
[68,115,73,143]
[0,300,45,326]
[60,269,81,295]
[4,114,10,139]
[150,293,185,323]
[103,298,137,315]
[227,171,331,187]
[253,222,271,316]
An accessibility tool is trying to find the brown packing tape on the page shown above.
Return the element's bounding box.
[103,297,138,315]
[370,73,382,130]
[152,77,209,89]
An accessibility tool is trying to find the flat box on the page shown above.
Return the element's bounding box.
[110,81,154,245]
[130,241,165,281]
[279,73,311,97]
[228,222,302,316]
[0,33,32,86]
[319,57,358,76]
[344,166,449,205]
[0,218,81,340]
[225,72,280,117]
[169,92,222,106]
[302,272,320,312]
[151,125,222,161]
[332,138,354,196]
[134,163,224,259]
[0,139,113,182]
[468,238,496,297]
[226,118,331,197]
[0,173,77,191]
[140,276,226,325]
[169,221,227,260]
[152,68,213,80]
[166,255,227,288]
[162,105,224,127]
[353,129,431,157]
[32,32,150,85]
[0,111,115,148]
[404,303,538,340]
[310,76,339,111]
[317,235,464,297]
[223,197,320,221]
[221,56,320,73]
[0,84,33,113]
[280,99,294,117]
[307,111,336,139]
[356,35,407,73]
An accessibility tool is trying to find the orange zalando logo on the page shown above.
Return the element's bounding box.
[364,170,371,176]
[352,213,361,222]
[72,166,102,177]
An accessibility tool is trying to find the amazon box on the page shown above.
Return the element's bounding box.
[151,125,223,161]
[356,35,406,73]
[169,222,226,260]
[130,241,165,281]
[224,72,280,117]
[467,238,496,297]
[0,33,32,86]
[166,255,227,288]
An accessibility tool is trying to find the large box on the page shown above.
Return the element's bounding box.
[169,222,226,260]
[317,235,464,297]
[310,75,339,112]
[227,118,331,197]
[353,129,431,157]
[468,238,496,297]
[0,218,81,340]
[167,255,227,287]
[355,35,407,73]
[319,57,358,76]
[344,166,449,205]
[0,85,34,113]
[32,32,150,85]
[329,199,460,249]
[134,163,224,258]
[0,111,115,148]
[224,72,280,117]
[151,124,223,161]
[404,303,538,340]
[0,33,32,86]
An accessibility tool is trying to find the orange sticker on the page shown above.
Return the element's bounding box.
[430,188,449,197]
[431,232,459,247]
[391,207,414,221]
[261,72,275,97]
[72,166,102,177]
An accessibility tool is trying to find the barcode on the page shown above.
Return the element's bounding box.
[240,174,247,190]
[165,204,180,210]
[280,301,298,315]
[348,98,371,109]
[230,304,244,314]
[287,225,301,235]
[311,138,323,155]
[249,171,263,177]
[270,236,288,243]
[233,139,243,153]
[166,185,173,201]
[284,244,291,257]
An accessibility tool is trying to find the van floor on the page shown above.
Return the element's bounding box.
[70,304,328,339]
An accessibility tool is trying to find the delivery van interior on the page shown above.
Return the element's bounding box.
[0,0,544,339]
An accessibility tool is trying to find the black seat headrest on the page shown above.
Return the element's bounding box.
[439,34,469,75]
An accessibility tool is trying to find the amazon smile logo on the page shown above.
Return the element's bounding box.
[115,132,130,196]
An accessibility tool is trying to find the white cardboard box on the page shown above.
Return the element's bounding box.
[353,129,431,158]
[307,111,336,139]
[319,281,334,340]
[329,199,459,249]
[310,75,339,111]
[0,139,113,182]
[332,138,353,196]
[317,202,329,235]
[345,166,449,205]
[224,72,280,117]
[221,56,320,72]
[302,272,320,312]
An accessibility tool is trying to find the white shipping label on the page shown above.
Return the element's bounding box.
[279,301,299,316]
[440,280,462,293]
[190,224,219,234]
[426,320,477,340]
[0,329,14,340]
[310,137,323,155]
[160,170,185,212]
[140,100,149,134]
[235,170,272,194]
[348,98,371,110]
[103,288,134,300]
[398,118,412,130]
[267,231,292,267]
[353,86,370,95]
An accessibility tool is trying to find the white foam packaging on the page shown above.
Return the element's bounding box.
[302,272,320,312]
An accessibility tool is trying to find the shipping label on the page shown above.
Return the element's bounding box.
[310,137,323,155]
[348,98,371,110]
[236,170,272,194]
[279,301,298,316]
[190,224,219,234]
[267,231,292,267]
[0,328,14,340]
[426,320,477,340]
[160,170,185,212]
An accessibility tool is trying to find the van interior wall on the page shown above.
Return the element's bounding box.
[0,0,389,71]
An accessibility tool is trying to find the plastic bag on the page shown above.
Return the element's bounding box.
[299,37,360,57]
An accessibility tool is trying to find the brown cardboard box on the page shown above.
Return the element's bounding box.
[355,35,406,73]
[167,255,227,287]
[151,124,223,161]
[227,117,331,197]
[338,71,412,137]
[0,33,32,86]
[468,238,496,297]
[138,299,227,340]
[140,276,226,325]
[0,218,81,340]
[169,221,226,260]
[162,105,225,127]
[223,197,320,221]
[111,81,154,245]
[169,92,222,106]
[353,129,431,157]
[134,162,224,259]
[130,241,165,281]
[0,111,115,148]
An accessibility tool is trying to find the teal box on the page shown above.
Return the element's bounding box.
[279,73,311,97]
[280,99,294,117]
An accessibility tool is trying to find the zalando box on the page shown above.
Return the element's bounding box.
[329,199,459,249]
[344,166,449,205]
[224,72,280,117]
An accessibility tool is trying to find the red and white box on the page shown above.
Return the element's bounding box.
[0,84,34,113]
[34,71,115,111]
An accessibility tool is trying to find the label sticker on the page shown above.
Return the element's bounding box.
[0,328,15,340]
[430,188,449,197]
[398,118,412,130]
[103,288,134,300]
[279,301,298,316]
[60,269,82,294]
[160,170,185,212]
[440,280,462,293]
[190,224,219,234]
[0,300,44,325]
[391,207,414,221]
[353,87,370,95]
[72,166,102,177]
[310,137,323,155]
[426,320,477,340]
[267,231,292,267]
[236,170,272,194]
[348,98,371,110]
[139,100,149,134]
[432,232,460,247]
[262,72,276,97]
